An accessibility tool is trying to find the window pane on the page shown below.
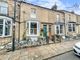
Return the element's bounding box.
[56,26,59,34]
[0,19,3,24]
[73,24,75,31]
[60,25,63,33]
[31,23,37,28]
[0,25,3,36]
[27,23,29,34]
[30,8,36,18]
[56,14,60,21]
[31,8,36,14]
[0,0,7,2]
[0,2,8,7]
[68,24,72,32]
[30,23,37,35]
[0,6,7,14]
[5,21,11,35]
[49,25,51,32]
[4,0,7,1]
[0,2,8,15]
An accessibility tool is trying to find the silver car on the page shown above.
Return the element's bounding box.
[73,42,80,56]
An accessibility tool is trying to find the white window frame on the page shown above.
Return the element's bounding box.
[55,24,64,35]
[68,23,75,32]
[0,16,12,37]
[26,21,40,36]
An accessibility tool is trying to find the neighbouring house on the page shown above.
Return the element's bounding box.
[60,10,78,36]
[0,0,79,45]
[77,15,80,34]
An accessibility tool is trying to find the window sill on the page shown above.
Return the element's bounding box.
[27,34,39,37]
[68,31,76,32]
[0,35,12,38]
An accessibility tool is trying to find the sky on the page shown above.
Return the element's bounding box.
[25,0,80,14]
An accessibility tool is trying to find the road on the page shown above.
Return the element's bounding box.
[48,51,80,60]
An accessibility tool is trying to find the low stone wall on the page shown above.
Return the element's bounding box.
[0,37,12,45]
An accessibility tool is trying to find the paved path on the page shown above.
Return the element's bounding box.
[0,40,79,60]
[48,51,80,60]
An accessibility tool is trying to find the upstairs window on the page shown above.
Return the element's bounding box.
[31,8,36,14]
[30,8,36,18]
[56,14,60,22]
[69,14,71,21]
[0,2,8,15]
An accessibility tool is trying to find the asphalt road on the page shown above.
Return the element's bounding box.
[48,51,80,60]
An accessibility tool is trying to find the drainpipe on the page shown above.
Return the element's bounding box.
[12,0,17,51]
[76,15,79,34]
[18,1,21,43]
[64,13,66,37]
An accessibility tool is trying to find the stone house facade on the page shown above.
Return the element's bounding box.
[0,0,79,45]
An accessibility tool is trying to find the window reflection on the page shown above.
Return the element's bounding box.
[30,22,37,35]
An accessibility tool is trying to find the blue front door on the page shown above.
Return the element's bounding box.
[43,25,47,37]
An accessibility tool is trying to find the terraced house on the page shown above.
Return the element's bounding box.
[61,10,78,36]
[0,0,79,45]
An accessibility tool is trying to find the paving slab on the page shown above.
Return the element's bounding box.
[0,40,79,60]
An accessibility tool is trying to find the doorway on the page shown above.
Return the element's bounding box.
[43,25,47,37]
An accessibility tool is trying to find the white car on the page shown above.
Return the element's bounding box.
[73,42,80,56]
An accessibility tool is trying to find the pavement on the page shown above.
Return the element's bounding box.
[48,51,80,60]
[0,40,79,60]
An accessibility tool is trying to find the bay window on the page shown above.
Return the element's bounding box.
[0,18,12,37]
[26,21,40,36]
[55,25,63,35]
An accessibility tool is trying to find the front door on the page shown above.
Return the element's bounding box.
[43,25,47,37]
[49,25,51,37]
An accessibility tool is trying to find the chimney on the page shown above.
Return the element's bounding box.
[51,4,57,10]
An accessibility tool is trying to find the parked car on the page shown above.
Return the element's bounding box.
[73,42,80,56]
